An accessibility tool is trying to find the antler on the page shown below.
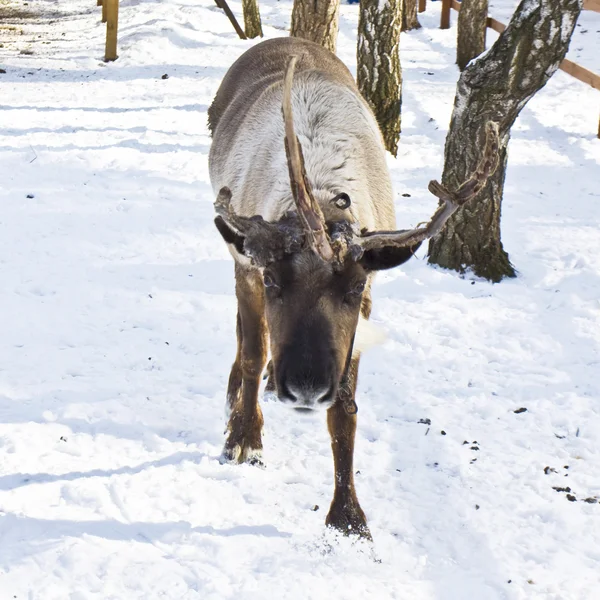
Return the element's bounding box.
[214,186,304,266]
[282,56,334,262]
[359,121,500,252]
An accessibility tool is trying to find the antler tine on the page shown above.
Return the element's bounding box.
[214,186,306,266]
[282,56,334,262]
[214,186,250,233]
[359,121,500,252]
[214,185,272,241]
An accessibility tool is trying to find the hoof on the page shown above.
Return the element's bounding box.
[326,501,371,540]
[220,443,265,468]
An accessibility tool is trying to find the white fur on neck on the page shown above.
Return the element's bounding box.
[353,316,387,358]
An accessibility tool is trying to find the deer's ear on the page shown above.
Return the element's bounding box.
[214,216,247,258]
[359,242,421,271]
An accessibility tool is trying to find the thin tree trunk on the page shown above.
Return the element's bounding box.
[357,0,403,156]
[402,0,421,31]
[428,0,582,282]
[456,0,488,71]
[290,0,340,53]
[242,0,263,39]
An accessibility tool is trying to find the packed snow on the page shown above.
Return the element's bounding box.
[1,0,599,598]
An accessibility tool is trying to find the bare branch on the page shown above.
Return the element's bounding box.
[213,0,248,40]
[359,121,500,252]
[282,56,334,262]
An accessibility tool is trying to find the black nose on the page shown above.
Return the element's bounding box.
[284,382,334,406]
[275,330,338,408]
[277,371,337,408]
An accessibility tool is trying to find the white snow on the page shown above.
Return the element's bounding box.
[1,1,599,599]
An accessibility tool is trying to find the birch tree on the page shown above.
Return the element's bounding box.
[402,0,421,31]
[357,0,403,156]
[290,0,340,52]
[242,0,263,39]
[428,0,582,281]
[456,0,488,70]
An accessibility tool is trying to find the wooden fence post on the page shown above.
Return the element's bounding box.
[440,0,451,28]
[418,0,426,12]
[102,0,107,23]
[104,0,119,61]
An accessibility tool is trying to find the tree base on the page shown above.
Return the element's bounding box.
[428,238,516,283]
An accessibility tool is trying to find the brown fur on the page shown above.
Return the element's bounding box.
[325,290,373,538]
[264,252,367,406]
[222,264,267,464]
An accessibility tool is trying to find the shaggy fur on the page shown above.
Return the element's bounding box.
[208,37,397,235]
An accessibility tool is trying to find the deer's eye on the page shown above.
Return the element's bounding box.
[343,281,365,305]
[350,281,365,295]
[263,273,281,292]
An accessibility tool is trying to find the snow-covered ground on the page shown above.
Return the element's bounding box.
[1,0,599,598]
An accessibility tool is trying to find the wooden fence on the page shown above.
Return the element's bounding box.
[96,0,246,61]
[438,0,600,137]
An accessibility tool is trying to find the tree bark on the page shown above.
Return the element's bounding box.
[456,0,488,71]
[290,0,340,53]
[428,0,582,282]
[357,0,403,156]
[402,0,421,31]
[242,0,263,39]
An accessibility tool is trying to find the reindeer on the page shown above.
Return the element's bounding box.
[208,37,499,538]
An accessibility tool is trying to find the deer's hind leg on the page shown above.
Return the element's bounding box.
[225,311,243,418]
[222,264,267,466]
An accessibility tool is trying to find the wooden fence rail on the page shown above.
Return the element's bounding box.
[439,0,600,137]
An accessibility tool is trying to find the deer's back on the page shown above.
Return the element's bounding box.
[208,38,396,231]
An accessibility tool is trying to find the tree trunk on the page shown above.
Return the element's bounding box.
[456,0,488,71]
[290,0,340,53]
[428,0,582,282]
[357,0,403,156]
[402,0,421,31]
[242,0,263,39]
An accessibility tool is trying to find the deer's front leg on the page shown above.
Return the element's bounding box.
[326,290,372,538]
[325,358,371,540]
[326,396,370,539]
[222,266,267,466]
